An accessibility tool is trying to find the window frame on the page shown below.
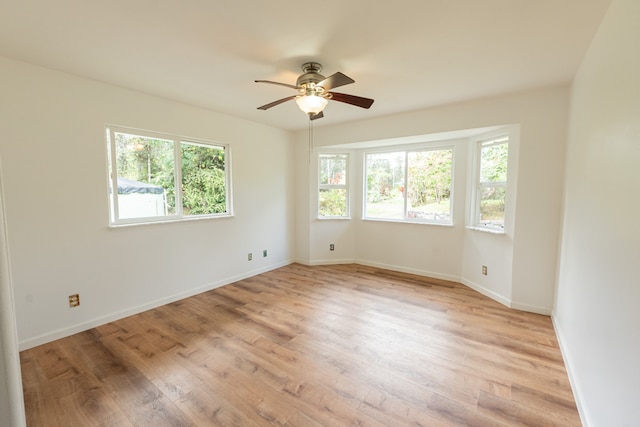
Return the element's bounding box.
[470,134,509,232]
[362,144,455,225]
[106,125,232,226]
[317,152,350,219]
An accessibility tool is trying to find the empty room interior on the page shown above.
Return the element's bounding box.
[0,0,638,426]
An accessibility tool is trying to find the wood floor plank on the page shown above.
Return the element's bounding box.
[21,263,581,426]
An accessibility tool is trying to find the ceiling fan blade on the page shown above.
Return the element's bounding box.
[328,92,374,109]
[310,111,324,120]
[317,72,354,91]
[257,95,297,110]
[255,80,299,90]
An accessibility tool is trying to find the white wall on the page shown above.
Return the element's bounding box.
[295,86,569,314]
[0,56,295,349]
[555,0,640,425]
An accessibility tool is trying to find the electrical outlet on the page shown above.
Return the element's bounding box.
[69,294,80,308]
[482,265,488,275]
[263,249,267,257]
[248,253,252,261]
[330,244,335,251]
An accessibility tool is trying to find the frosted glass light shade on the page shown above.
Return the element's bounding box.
[296,95,328,115]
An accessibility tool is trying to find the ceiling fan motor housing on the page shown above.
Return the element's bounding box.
[296,62,326,91]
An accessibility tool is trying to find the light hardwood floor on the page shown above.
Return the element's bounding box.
[20,263,581,426]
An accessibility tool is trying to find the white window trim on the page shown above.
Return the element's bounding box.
[469,133,510,233]
[106,125,233,227]
[362,144,455,225]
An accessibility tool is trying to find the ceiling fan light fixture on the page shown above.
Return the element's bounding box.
[296,94,328,115]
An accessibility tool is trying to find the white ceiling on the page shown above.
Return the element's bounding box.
[0,0,612,131]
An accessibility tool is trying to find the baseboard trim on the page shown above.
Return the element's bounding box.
[355,259,461,283]
[510,301,551,316]
[352,262,546,315]
[551,315,592,427]
[298,258,550,316]
[460,278,512,307]
[304,258,356,266]
[20,258,550,350]
[19,260,293,350]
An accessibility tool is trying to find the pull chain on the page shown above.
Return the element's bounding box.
[308,115,314,163]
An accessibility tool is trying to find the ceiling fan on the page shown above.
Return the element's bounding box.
[255,62,374,120]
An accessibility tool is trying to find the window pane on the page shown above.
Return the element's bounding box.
[113,132,175,219]
[365,152,405,219]
[319,154,347,185]
[318,154,348,218]
[407,149,452,222]
[479,186,506,227]
[319,189,347,217]
[480,141,508,183]
[181,142,227,215]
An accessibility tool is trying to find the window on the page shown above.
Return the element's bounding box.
[364,147,453,223]
[318,153,349,218]
[473,135,509,230]
[106,126,231,225]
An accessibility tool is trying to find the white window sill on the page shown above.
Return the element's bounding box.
[465,226,505,235]
[362,218,454,227]
[109,213,234,229]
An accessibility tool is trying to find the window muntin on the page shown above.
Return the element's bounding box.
[474,136,508,230]
[364,147,453,224]
[318,153,349,218]
[107,126,230,225]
